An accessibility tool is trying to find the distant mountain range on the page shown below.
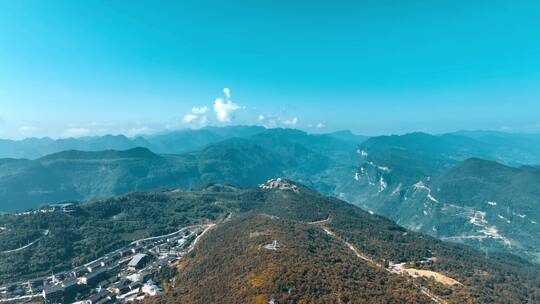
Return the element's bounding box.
[0,126,268,159]
[3,127,540,164]
[1,182,538,303]
[452,130,540,165]
[1,127,539,264]
[0,127,365,212]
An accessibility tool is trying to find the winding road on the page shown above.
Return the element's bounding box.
[308,217,448,304]
[0,229,49,254]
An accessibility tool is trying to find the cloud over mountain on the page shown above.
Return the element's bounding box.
[183,88,242,125]
[183,106,210,125]
[214,88,242,123]
[214,98,241,123]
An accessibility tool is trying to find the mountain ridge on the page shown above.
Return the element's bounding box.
[37,147,160,161]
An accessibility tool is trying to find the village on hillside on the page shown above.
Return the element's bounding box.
[0,224,211,303]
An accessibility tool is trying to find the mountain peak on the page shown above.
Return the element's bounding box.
[39,147,158,161]
[120,147,158,158]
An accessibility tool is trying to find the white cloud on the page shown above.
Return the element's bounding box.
[18,126,36,133]
[192,106,209,115]
[257,115,302,129]
[262,116,279,128]
[214,98,241,123]
[316,122,325,129]
[182,88,241,126]
[183,113,198,124]
[125,126,153,137]
[182,105,210,126]
[199,115,208,125]
[283,117,298,127]
[64,127,90,137]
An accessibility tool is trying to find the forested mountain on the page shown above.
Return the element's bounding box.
[340,133,540,263]
[1,182,539,303]
[0,128,364,212]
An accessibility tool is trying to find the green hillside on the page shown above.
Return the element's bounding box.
[1,182,538,303]
[342,133,540,263]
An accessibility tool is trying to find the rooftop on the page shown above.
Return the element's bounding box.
[127,254,147,267]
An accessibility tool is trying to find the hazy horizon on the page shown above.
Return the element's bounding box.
[2,124,540,142]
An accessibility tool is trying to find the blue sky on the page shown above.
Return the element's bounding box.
[1,0,540,139]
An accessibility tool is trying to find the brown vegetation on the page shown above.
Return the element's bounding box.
[148,214,439,304]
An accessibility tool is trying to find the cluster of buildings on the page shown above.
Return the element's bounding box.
[259,178,299,193]
[14,203,77,217]
[0,225,206,303]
